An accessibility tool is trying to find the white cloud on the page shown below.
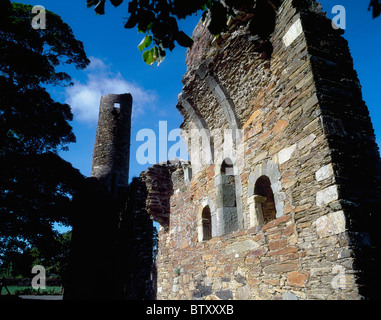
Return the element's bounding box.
[65,57,157,124]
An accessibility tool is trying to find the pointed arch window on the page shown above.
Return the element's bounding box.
[218,158,238,235]
[201,206,212,241]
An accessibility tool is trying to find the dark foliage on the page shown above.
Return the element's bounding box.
[88,0,282,64]
[87,0,377,65]
[0,1,89,257]
[369,0,381,18]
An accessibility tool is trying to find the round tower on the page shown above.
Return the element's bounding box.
[91,93,132,195]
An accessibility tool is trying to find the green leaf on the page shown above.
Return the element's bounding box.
[142,48,154,65]
[138,35,152,52]
[142,46,165,66]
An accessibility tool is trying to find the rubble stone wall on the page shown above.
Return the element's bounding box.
[143,0,381,300]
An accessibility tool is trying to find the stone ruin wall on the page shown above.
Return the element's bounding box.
[141,0,381,300]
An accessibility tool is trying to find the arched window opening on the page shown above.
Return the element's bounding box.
[221,158,234,176]
[221,159,237,208]
[201,206,212,241]
[254,175,276,224]
[218,158,238,235]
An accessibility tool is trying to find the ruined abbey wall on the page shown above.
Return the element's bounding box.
[143,0,381,300]
[66,0,381,301]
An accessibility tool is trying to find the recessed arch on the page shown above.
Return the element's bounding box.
[201,206,212,241]
[196,62,242,145]
[197,198,216,242]
[247,159,284,229]
[178,93,214,177]
[221,158,234,175]
[213,157,245,236]
[254,175,277,225]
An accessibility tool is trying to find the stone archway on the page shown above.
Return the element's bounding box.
[214,158,244,236]
[197,198,217,241]
[247,159,284,229]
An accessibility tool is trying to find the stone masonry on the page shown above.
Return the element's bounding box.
[91,93,133,195]
[66,0,381,300]
[140,0,381,300]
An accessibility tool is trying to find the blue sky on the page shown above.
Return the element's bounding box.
[16,0,201,180]
[15,1,381,182]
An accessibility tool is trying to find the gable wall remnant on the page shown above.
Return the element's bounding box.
[67,0,381,301]
[144,0,381,300]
